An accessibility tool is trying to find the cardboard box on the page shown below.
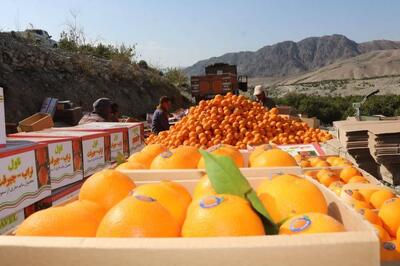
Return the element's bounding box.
[0,209,25,235]
[71,122,144,156]
[18,113,54,132]
[7,137,84,190]
[0,88,5,147]
[53,126,126,161]
[0,140,51,219]
[9,130,111,177]
[0,171,379,266]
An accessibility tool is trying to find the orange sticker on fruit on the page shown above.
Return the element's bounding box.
[289,215,312,232]
[200,195,223,208]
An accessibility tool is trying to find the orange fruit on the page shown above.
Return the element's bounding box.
[328,181,345,196]
[358,189,378,202]
[326,156,340,165]
[133,181,191,226]
[347,175,369,184]
[160,180,192,206]
[316,170,339,187]
[116,161,146,170]
[358,209,383,226]
[373,224,392,242]
[248,144,273,164]
[380,240,400,262]
[16,200,105,237]
[182,194,265,237]
[96,195,180,237]
[257,175,327,223]
[127,152,154,168]
[370,189,396,209]
[79,169,136,211]
[304,170,318,179]
[250,148,297,168]
[378,197,400,236]
[339,167,361,183]
[309,157,323,167]
[192,175,216,199]
[150,146,201,169]
[299,160,311,168]
[141,144,168,156]
[352,200,372,210]
[315,160,330,167]
[398,227,400,241]
[279,213,345,235]
[197,145,244,168]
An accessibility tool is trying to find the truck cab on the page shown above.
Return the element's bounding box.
[190,63,247,103]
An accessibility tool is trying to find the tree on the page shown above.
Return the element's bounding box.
[164,67,188,87]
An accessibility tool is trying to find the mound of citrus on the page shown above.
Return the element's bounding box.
[182,194,265,237]
[151,146,201,169]
[96,195,180,237]
[146,93,332,149]
[257,174,327,223]
[279,213,345,235]
[79,169,136,211]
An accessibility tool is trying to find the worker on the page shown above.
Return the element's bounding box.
[253,85,276,109]
[78,98,113,125]
[151,96,171,134]
[110,103,120,122]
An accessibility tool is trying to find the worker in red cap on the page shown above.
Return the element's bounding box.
[79,98,113,124]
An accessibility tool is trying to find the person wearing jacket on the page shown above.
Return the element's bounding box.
[151,96,172,134]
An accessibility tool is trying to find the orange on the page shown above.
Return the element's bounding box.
[16,200,105,237]
[250,148,298,168]
[279,213,345,235]
[358,189,378,202]
[378,197,400,236]
[315,160,330,167]
[116,161,146,170]
[347,175,369,184]
[79,169,136,211]
[192,175,216,199]
[141,144,168,156]
[328,181,345,196]
[316,170,339,187]
[182,194,265,237]
[299,160,311,168]
[257,175,327,223]
[398,227,400,241]
[133,181,191,226]
[96,195,180,237]
[352,200,372,210]
[197,144,244,169]
[150,146,201,169]
[304,170,318,179]
[380,241,400,262]
[248,144,273,164]
[127,152,154,168]
[370,189,396,209]
[339,167,361,183]
[358,209,383,226]
[373,224,392,242]
[160,180,192,206]
[326,156,340,165]
[308,157,322,167]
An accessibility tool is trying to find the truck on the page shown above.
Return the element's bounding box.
[190,63,248,103]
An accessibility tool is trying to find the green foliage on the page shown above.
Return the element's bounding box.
[276,93,400,125]
[164,67,188,87]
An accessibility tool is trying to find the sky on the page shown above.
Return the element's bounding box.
[1,0,400,67]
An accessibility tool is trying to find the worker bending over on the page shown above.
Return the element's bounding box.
[151,96,172,134]
[253,85,276,109]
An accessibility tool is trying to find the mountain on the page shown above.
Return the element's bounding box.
[281,49,400,84]
[0,32,190,123]
[184,34,400,78]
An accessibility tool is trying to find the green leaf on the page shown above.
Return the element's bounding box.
[246,190,279,235]
[199,149,279,235]
[115,152,126,166]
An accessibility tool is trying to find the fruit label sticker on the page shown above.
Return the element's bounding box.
[82,137,105,177]
[134,194,156,202]
[128,126,142,155]
[161,151,173,158]
[200,195,223,208]
[0,209,24,235]
[48,141,83,190]
[110,132,124,161]
[0,150,50,219]
[289,215,312,232]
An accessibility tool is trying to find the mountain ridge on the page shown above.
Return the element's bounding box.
[184,34,400,78]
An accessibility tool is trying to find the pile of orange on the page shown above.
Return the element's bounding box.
[146,93,332,149]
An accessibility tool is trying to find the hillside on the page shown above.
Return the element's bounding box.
[184,34,400,78]
[281,49,400,84]
[0,32,189,123]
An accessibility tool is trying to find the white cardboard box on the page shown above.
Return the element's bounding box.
[0,88,6,147]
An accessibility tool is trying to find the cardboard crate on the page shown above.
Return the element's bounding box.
[0,209,25,235]
[53,126,127,162]
[72,122,144,156]
[0,140,51,219]
[9,130,111,177]
[7,137,84,190]
[0,87,5,147]
[18,113,54,132]
[0,170,379,266]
